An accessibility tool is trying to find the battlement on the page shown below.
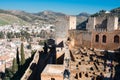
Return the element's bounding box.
[86,16,119,32]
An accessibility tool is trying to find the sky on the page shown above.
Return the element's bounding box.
[0,0,120,15]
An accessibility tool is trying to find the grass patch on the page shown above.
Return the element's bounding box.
[0,19,9,26]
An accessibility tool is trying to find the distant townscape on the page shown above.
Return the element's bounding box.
[0,7,120,80]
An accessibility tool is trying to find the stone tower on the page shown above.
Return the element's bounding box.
[86,17,96,31]
[69,16,76,30]
[55,16,76,45]
[107,16,118,31]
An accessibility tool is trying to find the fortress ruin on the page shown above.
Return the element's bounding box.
[69,16,120,50]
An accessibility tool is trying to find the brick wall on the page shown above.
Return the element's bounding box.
[69,30,120,50]
[92,30,120,50]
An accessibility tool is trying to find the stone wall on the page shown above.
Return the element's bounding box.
[86,16,119,32]
[91,30,120,50]
[69,16,76,29]
[55,16,76,45]
[107,16,118,31]
[55,16,69,39]
[68,30,83,47]
[68,30,92,48]
[86,17,96,31]
[95,16,106,25]
[69,30,120,50]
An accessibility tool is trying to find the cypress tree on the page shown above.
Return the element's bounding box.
[16,47,20,69]
[12,58,18,73]
[20,43,25,65]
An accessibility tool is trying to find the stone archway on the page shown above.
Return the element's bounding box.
[114,35,119,43]
[95,35,99,42]
[102,35,106,43]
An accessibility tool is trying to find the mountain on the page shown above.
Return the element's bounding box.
[76,12,90,24]
[8,10,37,22]
[0,9,91,27]
[34,10,67,23]
[36,10,66,17]
[76,12,90,29]
[77,12,90,17]
[0,9,56,25]
[0,9,90,26]
[110,7,120,18]
[0,9,29,26]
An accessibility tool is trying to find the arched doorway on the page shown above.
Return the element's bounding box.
[95,35,99,42]
[114,35,119,43]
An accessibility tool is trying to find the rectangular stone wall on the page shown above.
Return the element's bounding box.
[96,16,106,25]
[69,30,120,50]
[82,31,92,41]
[92,30,120,50]
[68,30,91,48]
[69,16,76,29]
[55,16,69,44]
[107,17,118,31]
[86,17,96,31]
[41,74,63,80]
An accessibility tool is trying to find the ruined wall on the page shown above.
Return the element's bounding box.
[95,16,106,25]
[69,30,120,50]
[55,16,76,45]
[87,16,119,32]
[68,30,91,48]
[69,16,120,50]
[55,16,69,44]
[82,31,92,48]
[107,16,118,31]
[92,30,120,50]
[86,17,96,31]
[68,30,83,47]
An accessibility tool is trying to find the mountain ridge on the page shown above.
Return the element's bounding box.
[0,9,90,26]
[0,7,120,25]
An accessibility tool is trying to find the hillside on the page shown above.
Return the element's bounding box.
[0,9,89,26]
[35,10,67,23]
[91,7,120,19]
[0,7,120,26]
[110,7,120,20]
[76,12,90,25]
[0,9,30,26]
[0,13,29,26]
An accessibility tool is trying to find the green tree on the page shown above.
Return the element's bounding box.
[20,43,25,65]
[16,47,20,69]
[12,58,18,73]
[14,32,21,38]
[4,68,13,80]
[20,30,30,40]
[0,31,4,39]
[7,32,14,39]
[99,10,106,13]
